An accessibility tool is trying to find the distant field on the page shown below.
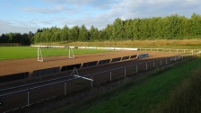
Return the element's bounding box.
[0,47,110,60]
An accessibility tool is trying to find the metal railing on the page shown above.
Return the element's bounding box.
[138,48,201,53]
[0,54,195,113]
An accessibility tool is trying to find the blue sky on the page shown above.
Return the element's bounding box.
[0,0,201,34]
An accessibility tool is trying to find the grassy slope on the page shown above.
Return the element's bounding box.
[38,39,201,49]
[0,47,110,60]
[52,58,201,113]
[154,68,201,113]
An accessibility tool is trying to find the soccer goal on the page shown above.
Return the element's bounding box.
[68,46,75,59]
[37,47,43,62]
[37,46,75,62]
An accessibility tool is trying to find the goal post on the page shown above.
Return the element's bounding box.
[68,46,75,58]
[37,46,75,62]
[37,47,43,62]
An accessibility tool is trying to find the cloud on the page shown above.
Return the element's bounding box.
[60,0,201,29]
[1,0,201,34]
[41,0,119,9]
[60,14,114,29]
[22,5,66,14]
[22,0,201,30]
[41,0,99,5]
[0,20,38,34]
[103,0,201,19]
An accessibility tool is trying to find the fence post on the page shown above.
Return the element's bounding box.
[146,63,148,70]
[110,71,112,81]
[160,59,162,65]
[166,58,168,64]
[64,81,67,96]
[90,76,93,87]
[153,60,155,68]
[136,65,138,73]
[124,68,127,77]
[27,90,30,107]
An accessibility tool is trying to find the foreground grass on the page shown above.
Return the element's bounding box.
[38,39,201,49]
[0,47,110,60]
[153,68,201,113]
[51,58,201,113]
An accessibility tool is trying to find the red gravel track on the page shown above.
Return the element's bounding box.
[0,51,179,76]
[0,51,182,113]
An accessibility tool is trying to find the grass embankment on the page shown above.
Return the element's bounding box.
[51,58,201,113]
[153,67,201,113]
[0,47,109,60]
[38,39,201,49]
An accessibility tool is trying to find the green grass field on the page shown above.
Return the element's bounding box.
[51,58,201,113]
[0,47,110,60]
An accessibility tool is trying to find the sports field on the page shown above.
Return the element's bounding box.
[0,47,110,60]
[0,46,190,113]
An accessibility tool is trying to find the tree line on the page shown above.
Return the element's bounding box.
[0,32,34,45]
[33,13,201,43]
[1,13,201,45]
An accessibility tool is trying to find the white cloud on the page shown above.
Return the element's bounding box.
[61,15,114,29]
[22,5,66,14]
[41,0,119,9]
[1,0,201,34]
[102,0,201,19]
[0,20,38,34]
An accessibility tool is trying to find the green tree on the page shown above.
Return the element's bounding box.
[132,18,141,40]
[68,26,79,41]
[61,25,69,41]
[89,26,99,41]
[104,24,113,40]
[79,25,89,41]
[112,18,124,40]
[190,13,201,36]
[0,34,8,43]
[124,19,134,40]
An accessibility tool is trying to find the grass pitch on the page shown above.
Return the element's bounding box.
[0,47,110,60]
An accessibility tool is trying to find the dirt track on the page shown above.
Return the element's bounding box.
[0,50,184,113]
[0,51,179,76]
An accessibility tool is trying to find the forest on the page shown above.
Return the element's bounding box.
[0,13,201,45]
[0,32,34,45]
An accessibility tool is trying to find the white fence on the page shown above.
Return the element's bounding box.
[31,45,138,51]
[138,48,201,54]
[31,45,201,54]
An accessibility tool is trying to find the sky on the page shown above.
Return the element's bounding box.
[0,0,201,34]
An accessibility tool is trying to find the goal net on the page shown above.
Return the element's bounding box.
[37,47,75,62]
